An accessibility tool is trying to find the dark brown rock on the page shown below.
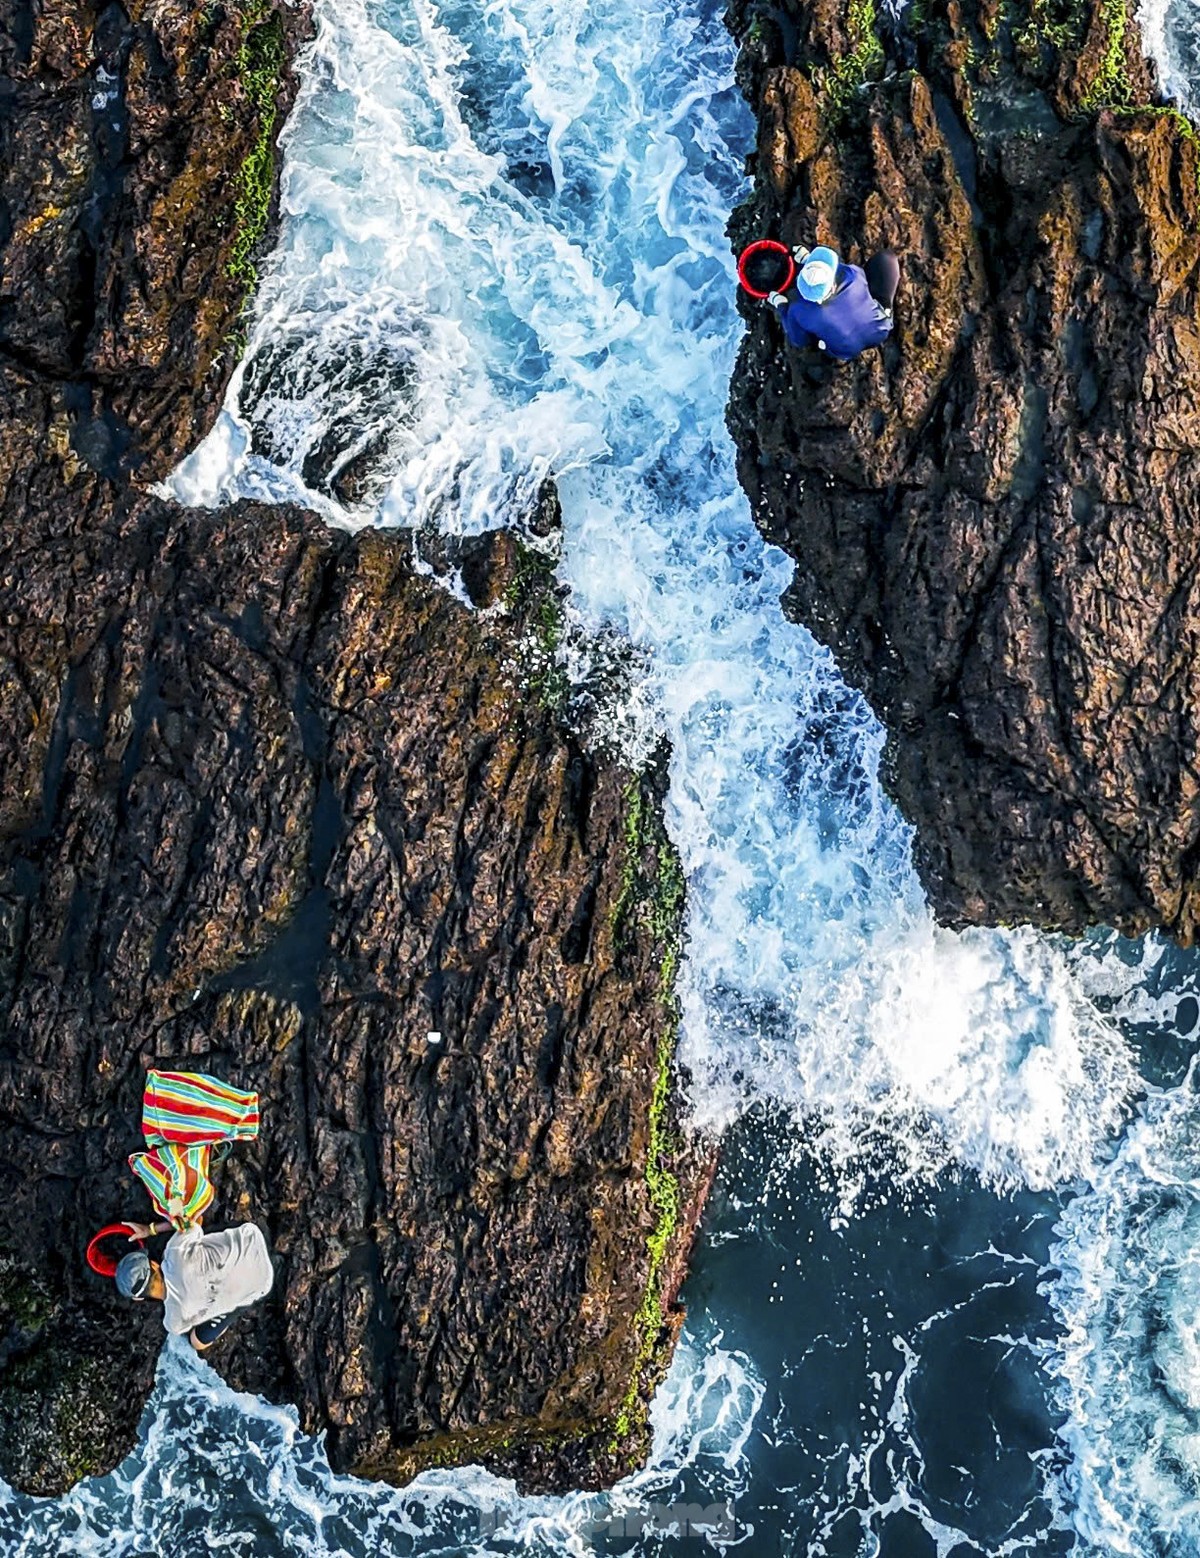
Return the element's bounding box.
[0,0,707,1500]
[0,488,703,1495]
[727,0,1200,939]
[0,0,309,479]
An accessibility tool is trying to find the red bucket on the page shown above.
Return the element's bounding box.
[737,239,797,300]
[86,1223,144,1278]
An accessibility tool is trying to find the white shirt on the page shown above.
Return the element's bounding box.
[160,1223,274,1335]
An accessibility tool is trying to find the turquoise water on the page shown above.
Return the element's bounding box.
[7,0,1200,1551]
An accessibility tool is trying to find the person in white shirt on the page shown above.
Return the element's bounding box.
[114,1218,274,1350]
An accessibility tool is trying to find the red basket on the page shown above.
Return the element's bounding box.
[86,1223,145,1278]
[737,239,797,300]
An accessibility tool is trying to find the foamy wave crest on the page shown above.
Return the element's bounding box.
[1049,1061,1200,1555]
[1139,0,1200,116]
[680,924,1139,1202]
[0,1330,762,1556]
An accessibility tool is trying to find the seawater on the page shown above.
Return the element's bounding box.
[1140,0,1200,111]
[7,0,1200,1551]
[171,0,1138,1197]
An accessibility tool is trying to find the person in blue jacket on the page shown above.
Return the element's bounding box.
[765,244,899,361]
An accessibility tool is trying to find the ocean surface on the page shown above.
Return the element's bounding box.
[6,0,1200,1552]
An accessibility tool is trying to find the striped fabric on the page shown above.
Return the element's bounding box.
[142,1070,260,1148]
[128,1144,216,1228]
[130,1071,260,1229]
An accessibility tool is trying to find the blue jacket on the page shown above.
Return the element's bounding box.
[779,264,892,360]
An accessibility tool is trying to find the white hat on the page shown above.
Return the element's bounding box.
[797,246,840,303]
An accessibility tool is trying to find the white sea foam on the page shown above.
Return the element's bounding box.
[1140,0,1200,112]
[169,0,1154,1197]
[1049,1061,1200,1556]
[1,1331,762,1556]
[158,0,1200,1549]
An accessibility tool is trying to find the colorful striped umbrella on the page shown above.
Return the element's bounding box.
[128,1143,216,1228]
[142,1069,260,1147]
[129,1070,260,1229]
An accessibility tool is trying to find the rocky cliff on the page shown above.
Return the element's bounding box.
[728,0,1200,939]
[0,0,707,1496]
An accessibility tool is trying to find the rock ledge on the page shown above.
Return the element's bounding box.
[728,0,1200,939]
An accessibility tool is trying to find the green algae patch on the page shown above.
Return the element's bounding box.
[608,771,688,1448]
[1076,0,1135,111]
[228,5,286,288]
[1013,0,1085,72]
[0,1351,115,1494]
[0,1257,57,1334]
[609,776,647,946]
[817,0,886,127]
[0,1263,123,1499]
[505,537,571,714]
[611,773,685,956]
[611,1009,683,1444]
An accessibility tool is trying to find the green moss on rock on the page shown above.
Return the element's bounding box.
[0,1344,121,1496]
[0,1256,58,1334]
[505,537,572,713]
[1013,0,1085,71]
[816,0,885,127]
[227,6,286,288]
[608,771,687,1445]
[1076,0,1134,110]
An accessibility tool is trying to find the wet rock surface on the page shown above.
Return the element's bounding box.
[0,0,309,477]
[0,0,705,1497]
[728,0,1200,939]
